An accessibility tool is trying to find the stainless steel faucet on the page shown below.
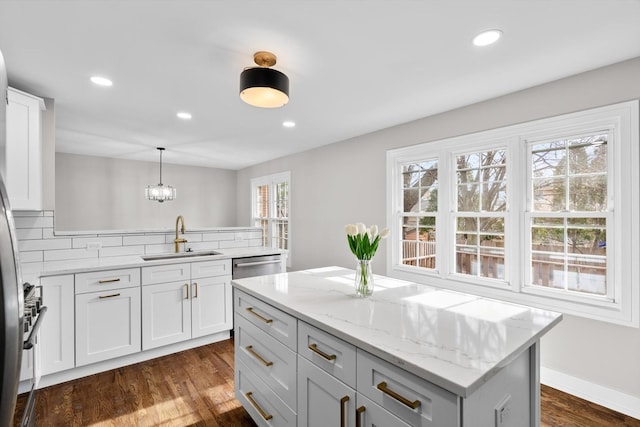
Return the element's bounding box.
[174,215,187,253]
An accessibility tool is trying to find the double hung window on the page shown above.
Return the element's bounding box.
[387,101,638,326]
[251,172,290,259]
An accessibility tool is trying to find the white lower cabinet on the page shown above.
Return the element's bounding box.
[298,356,356,427]
[142,260,232,350]
[355,394,411,427]
[75,287,141,366]
[40,275,74,375]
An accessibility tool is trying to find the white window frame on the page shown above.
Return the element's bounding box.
[387,100,639,327]
[251,171,291,267]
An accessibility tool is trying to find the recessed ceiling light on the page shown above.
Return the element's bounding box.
[177,112,192,120]
[473,29,503,47]
[90,76,113,87]
[283,121,295,128]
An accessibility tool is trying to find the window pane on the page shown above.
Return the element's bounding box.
[402,161,438,213]
[457,183,479,211]
[532,142,566,178]
[567,218,606,255]
[401,216,436,269]
[533,177,565,211]
[567,255,606,295]
[569,175,606,211]
[531,252,565,289]
[272,220,288,250]
[457,217,477,233]
[569,138,607,174]
[275,181,289,218]
[255,184,269,218]
[457,149,506,213]
[455,215,505,279]
[480,246,505,279]
[482,181,506,211]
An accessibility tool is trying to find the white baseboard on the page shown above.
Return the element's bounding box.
[541,367,640,420]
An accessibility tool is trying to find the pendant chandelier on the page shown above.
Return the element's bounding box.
[145,147,176,202]
[240,51,289,108]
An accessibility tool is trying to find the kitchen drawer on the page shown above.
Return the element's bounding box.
[234,290,297,351]
[191,259,231,279]
[356,349,458,426]
[236,313,297,410]
[142,262,190,285]
[75,268,140,294]
[298,320,356,388]
[236,359,296,427]
[356,393,412,427]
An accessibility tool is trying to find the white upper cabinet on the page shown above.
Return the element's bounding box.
[3,87,45,210]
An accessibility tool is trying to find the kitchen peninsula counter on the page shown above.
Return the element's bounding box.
[231,266,562,426]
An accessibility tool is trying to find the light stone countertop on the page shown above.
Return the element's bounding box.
[21,247,284,281]
[231,266,562,397]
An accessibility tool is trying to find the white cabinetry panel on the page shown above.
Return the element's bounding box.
[142,280,191,350]
[40,275,74,375]
[191,274,232,337]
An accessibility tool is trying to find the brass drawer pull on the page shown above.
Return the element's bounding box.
[193,282,198,298]
[356,406,366,427]
[246,307,273,324]
[340,396,349,427]
[98,278,120,284]
[184,283,189,300]
[99,293,120,299]
[308,343,337,361]
[246,345,273,367]
[377,381,421,409]
[245,391,273,421]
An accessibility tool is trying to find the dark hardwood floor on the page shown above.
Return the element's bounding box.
[16,339,639,426]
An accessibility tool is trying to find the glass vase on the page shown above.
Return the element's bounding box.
[355,259,374,297]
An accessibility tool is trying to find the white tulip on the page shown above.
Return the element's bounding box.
[345,224,358,236]
[356,223,367,235]
[379,228,390,239]
[370,225,379,238]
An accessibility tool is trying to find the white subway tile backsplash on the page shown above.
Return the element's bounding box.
[43,211,54,217]
[124,235,166,246]
[184,241,220,251]
[19,251,43,263]
[44,248,98,262]
[99,245,144,257]
[248,239,264,247]
[42,228,56,239]
[16,228,43,240]
[144,244,174,255]
[219,240,249,249]
[202,232,235,242]
[19,238,72,252]
[14,216,54,229]
[72,236,123,248]
[13,211,44,217]
[164,233,203,244]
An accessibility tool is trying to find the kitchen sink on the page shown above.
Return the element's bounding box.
[141,250,222,261]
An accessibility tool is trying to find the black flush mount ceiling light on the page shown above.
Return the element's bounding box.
[240,51,289,108]
[145,147,176,202]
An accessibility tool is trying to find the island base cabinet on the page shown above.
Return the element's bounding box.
[298,356,356,427]
[75,287,141,367]
[236,359,297,427]
[40,275,74,375]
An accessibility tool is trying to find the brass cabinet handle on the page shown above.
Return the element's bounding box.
[99,293,120,299]
[340,396,349,427]
[246,345,273,367]
[377,381,421,409]
[246,307,273,324]
[98,278,120,284]
[245,391,273,421]
[193,282,198,298]
[308,343,337,361]
[184,283,189,300]
[356,406,366,427]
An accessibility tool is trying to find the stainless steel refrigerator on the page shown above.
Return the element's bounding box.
[0,48,25,427]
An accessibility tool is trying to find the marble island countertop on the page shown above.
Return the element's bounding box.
[231,266,562,397]
[22,246,284,280]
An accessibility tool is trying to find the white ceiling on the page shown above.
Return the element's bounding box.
[1,1,639,170]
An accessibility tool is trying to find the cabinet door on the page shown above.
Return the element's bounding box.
[191,275,232,338]
[75,287,141,366]
[40,275,74,375]
[142,280,191,350]
[298,356,355,427]
[356,394,411,427]
[4,88,44,210]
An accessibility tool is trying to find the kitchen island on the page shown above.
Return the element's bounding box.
[232,266,562,427]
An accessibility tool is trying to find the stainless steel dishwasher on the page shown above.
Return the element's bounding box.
[232,254,283,279]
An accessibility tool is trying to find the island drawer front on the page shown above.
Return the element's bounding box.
[356,393,412,427]
[298,320,356,388]
[356,349,459,426]
[234,290,297,351]
[75,268,141,294]
[236,359,297,427]
[142,263,190,285]
[235,313,297,411]
[191,259,231,279]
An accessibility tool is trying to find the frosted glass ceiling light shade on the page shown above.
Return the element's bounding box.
[240,51,289,108]
[146,147,176,202]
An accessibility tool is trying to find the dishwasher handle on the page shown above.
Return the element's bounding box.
[234,260,281,268]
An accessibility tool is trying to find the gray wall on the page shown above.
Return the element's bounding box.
[56,153,237,231]
[236,57,640,401]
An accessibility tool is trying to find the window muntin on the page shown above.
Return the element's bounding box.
[251,172,290,254]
